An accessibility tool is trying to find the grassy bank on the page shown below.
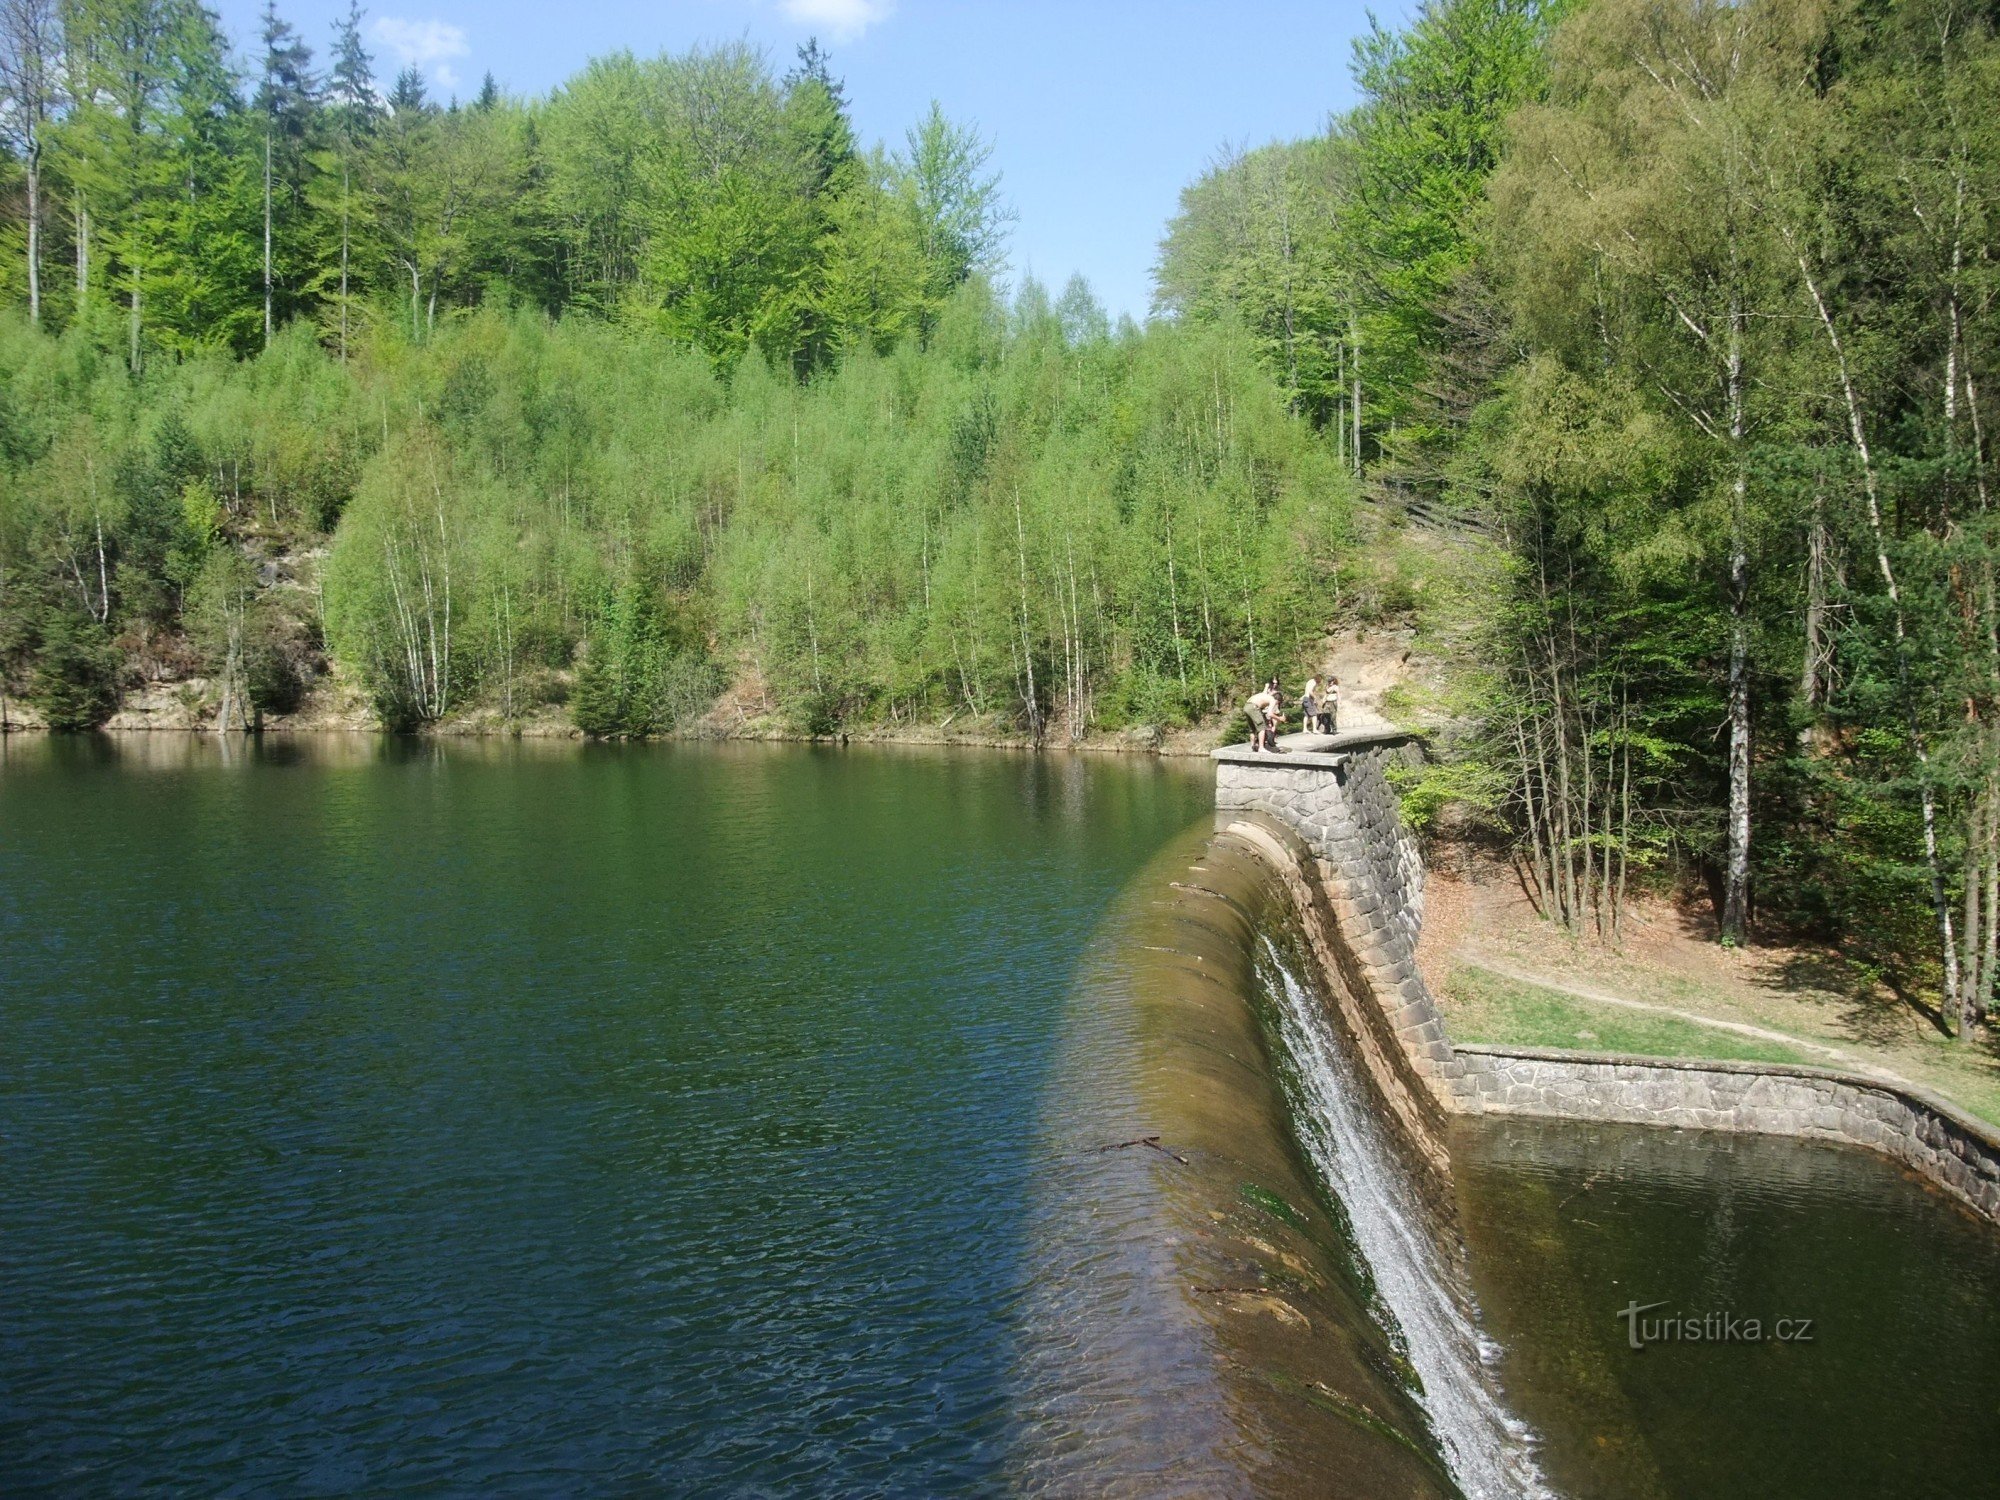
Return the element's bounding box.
[1425,869,2000,1130]
[1443,965,1817,1069]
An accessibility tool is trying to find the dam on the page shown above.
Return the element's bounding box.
[1212,727,2000,1224]
[1193,725,2000,1495]
[5,734,2000,1496]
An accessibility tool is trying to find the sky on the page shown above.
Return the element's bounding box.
[209,0,1401,322]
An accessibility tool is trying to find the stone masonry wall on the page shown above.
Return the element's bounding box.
[1457,1046,2000,1223]
[1213,731,2000,1226]
[1214,733,1463,1172]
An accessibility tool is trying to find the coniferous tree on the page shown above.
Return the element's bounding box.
[319,0,377,359]
[255,0,315,346]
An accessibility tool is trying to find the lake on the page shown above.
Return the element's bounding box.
[0,735,1207,1495]
[5,733,1998,1498]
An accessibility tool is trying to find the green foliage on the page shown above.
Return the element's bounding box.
[0,283,1345,739]
[3,11,1013,378]
[1387,756,1510,838]
[26,607,121,729]
[1156,0,1564,457]
[10,0,1997,1026]
[1348,0,1565,438]
[572,574,717,737]
[1172,0,2000,1013]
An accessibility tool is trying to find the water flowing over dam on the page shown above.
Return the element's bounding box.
[1257,933,1549,1498]
[1011,814,1541,1496]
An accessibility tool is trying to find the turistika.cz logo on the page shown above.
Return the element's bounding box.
[1617,1301,1816,1351]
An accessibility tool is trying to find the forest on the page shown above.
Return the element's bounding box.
[3,0,1999,1026]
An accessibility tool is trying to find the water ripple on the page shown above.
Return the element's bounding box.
[0,738,1207,1496]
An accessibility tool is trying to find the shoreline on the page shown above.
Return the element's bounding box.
[0,708,1235,758]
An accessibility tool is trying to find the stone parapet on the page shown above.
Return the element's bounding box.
[1215,732,1451,1096]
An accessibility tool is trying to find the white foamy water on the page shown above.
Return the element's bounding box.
[1257,937,1553,1500]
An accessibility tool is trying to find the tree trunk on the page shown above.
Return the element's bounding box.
[1516,715,1552,917]
[25,150,40,325]
[1721,297,1752,944]
[1962,334,1998,1031]
[263,127,274,347]
[93,510,109,623]
[1985,771,1999,1029]
[1349,306,1362,473]
[1963,792,1986,1036]
[1334,340,1346,466]
[339,159,350,362]
[1163,497,1188,689]
[1802,469,1828,714]
[1013,488,1042,743]
[1794,247,1963,1028]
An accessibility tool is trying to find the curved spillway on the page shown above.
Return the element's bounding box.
[1009,818,1538,1496]
[1257,932,1549,1498]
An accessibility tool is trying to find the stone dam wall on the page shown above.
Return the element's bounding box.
[1212,730,2000,1225]
[1456,1046,2000,1223]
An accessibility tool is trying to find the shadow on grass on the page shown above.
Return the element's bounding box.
[1448,966,1813,1068]
[1750,946,1957,1044]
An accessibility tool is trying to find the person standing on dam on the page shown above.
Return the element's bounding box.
[1245,681,1284,752]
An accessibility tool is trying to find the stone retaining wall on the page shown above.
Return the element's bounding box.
[1214,733,1458,1173]
[1213,730,2000,1226]
[1457,1046,2000,1222]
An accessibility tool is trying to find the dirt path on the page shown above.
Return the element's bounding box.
[1421,856,2000,1123]
[1453,950,1912,1084]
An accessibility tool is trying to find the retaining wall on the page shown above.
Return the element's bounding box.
[1213,730,2000,1225]
[1213,733,1457,1174]
[1457,1046,2000,1222]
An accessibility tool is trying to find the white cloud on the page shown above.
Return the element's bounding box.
[372,16,470,92]
[777,0,893,43]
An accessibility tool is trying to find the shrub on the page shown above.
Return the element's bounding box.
[28,610,122,730]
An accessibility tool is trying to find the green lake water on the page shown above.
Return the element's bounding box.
[5,732,1999,1498]
[0,735,1208,1495]
[1453,1114,2000,1498]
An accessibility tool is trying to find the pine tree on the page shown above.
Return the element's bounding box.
[256,0,316,346]
[322,0,378,359]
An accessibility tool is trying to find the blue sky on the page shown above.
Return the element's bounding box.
[210,0,1400,321]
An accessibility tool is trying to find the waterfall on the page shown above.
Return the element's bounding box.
[1257,936,1553,1500]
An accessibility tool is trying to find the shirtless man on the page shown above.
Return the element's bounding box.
[1245,681,1285,752]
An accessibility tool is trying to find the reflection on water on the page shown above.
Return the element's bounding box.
[1453,1115,2000,1499]
[0,735,1207,1495]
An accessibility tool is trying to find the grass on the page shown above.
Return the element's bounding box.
[1441,965,1818,1068]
